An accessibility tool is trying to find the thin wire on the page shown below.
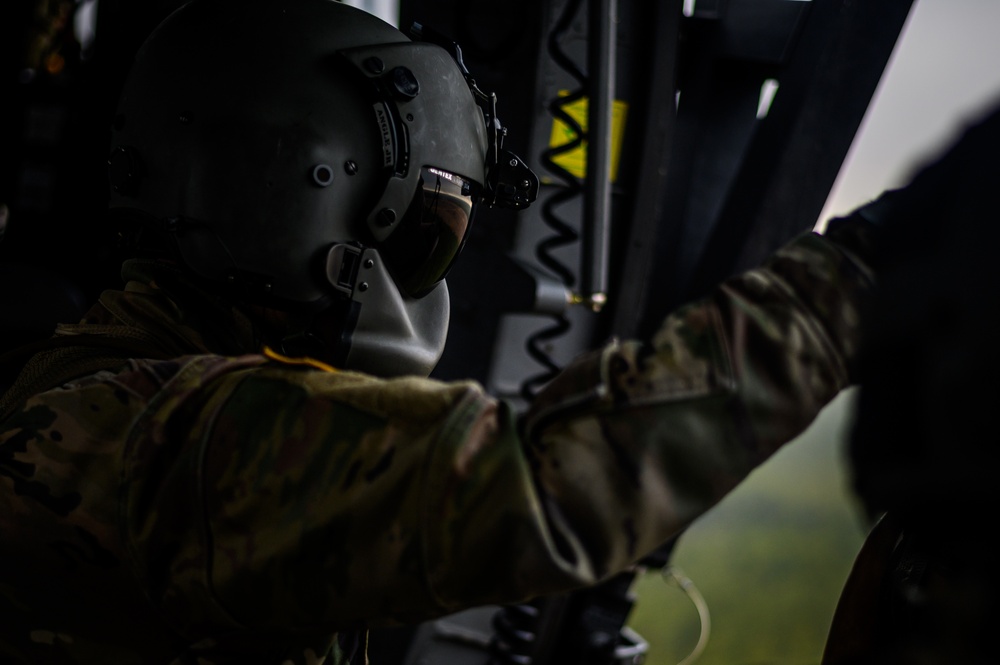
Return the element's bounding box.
[663,566,711,665]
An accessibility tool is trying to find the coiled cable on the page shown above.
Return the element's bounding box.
[519,0,589,402]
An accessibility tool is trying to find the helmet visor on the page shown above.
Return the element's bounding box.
[379,166,477,297]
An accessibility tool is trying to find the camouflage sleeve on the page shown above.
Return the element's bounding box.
[122,226,874,635]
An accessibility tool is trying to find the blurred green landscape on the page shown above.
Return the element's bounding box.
[626,388,873,665]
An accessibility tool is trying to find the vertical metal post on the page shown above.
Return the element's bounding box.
[582,0,616,311]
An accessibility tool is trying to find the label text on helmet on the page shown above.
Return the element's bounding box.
[374,104,394,168]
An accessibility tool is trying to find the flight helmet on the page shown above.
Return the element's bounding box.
[107,0,537,376]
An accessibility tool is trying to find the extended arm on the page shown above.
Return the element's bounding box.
[125,222,875,634]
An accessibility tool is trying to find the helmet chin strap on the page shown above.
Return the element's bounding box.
[273,294,355,368]
[277,328,332,363]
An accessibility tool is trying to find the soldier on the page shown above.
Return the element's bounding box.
[1,0,879,663]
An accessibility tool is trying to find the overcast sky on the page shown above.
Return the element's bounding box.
[818,0,1000,227]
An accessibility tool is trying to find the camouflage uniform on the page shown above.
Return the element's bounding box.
[0,220,875,664]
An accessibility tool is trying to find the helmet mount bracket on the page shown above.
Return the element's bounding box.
[408,22,539,210]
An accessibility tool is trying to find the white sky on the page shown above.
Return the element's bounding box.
[340,0,400,26]
[818,0,1000,228]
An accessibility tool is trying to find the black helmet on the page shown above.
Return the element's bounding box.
[108,0,536,376]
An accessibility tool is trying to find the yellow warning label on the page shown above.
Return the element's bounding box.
[547,91,628,182]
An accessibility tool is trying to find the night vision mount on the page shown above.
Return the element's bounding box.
[410,22,539,211]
